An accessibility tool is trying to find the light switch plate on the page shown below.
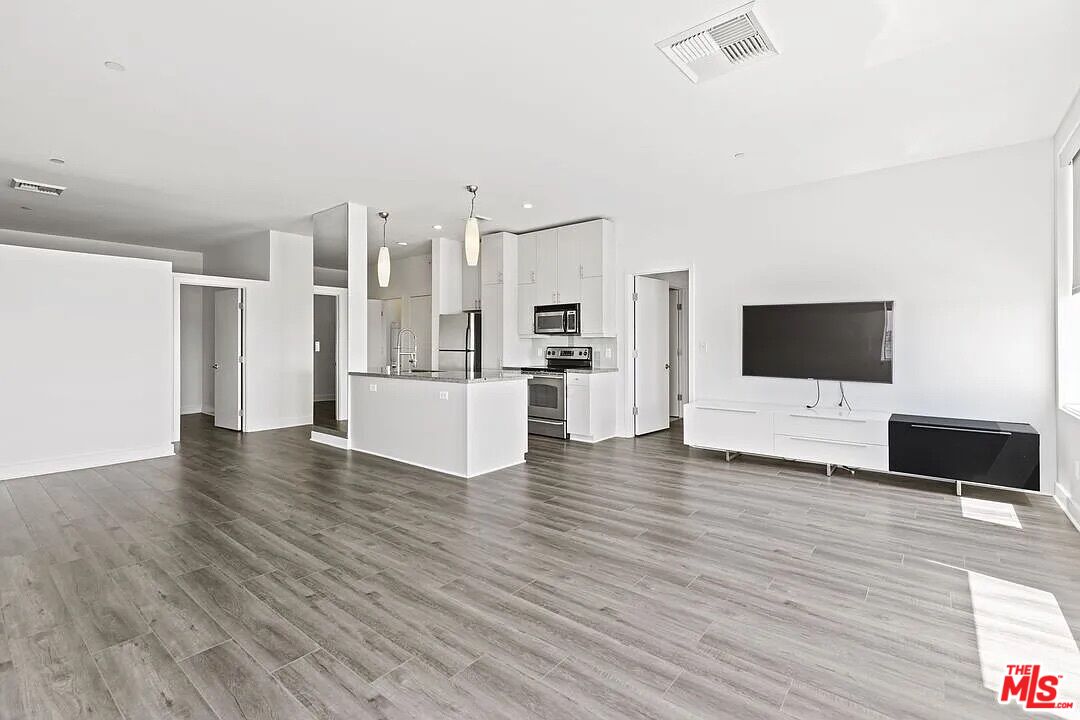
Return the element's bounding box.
[605,348,612,359]
[315,340,321,352]
[369,384,377,392]
[439,391,449,400]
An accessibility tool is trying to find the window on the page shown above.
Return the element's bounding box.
[1074,151,1080,293]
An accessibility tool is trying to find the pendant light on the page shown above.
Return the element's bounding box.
[464,184,480,266]
[377,211,391,287]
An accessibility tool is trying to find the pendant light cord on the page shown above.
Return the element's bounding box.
[468,187,477,218]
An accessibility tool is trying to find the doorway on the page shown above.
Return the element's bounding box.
[313,286,349,437]
[632,269,690,436]
[176,281,247,440]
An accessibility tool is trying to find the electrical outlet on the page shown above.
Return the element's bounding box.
[369,384,377,392]
[439,391,449,400]
[699,341,708,353]
[314,340,321,352]
[605,348,613,359]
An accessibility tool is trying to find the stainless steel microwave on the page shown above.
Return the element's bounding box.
[534,303,580,335]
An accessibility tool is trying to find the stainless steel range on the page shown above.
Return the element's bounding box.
[522,346,592,438]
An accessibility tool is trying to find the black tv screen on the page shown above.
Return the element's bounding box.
[742,301,894,383]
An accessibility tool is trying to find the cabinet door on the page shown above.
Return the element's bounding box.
[534,229,559,305]
[579,276,603,335]
[481,283,502,368]
[566,382,589,437]
[481,236,503,285]
[556,230,581,304]
[562,221,604,278]
[518,283,536,336]
[462,262,480,310]
[517,232,537,286]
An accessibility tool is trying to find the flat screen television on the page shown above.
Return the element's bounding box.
[742,301,894,383]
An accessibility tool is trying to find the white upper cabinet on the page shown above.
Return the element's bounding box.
[534,229,559,305]
[516,219,615,337]
[436,238,463,315]
[480,235,504,285]
[462,262,480,310]
[556,231,581,304]
[517,232,537,286]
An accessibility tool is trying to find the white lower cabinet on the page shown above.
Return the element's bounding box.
[566,371,617,443]
[684,400,890,472]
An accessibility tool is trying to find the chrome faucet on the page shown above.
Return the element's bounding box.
[395,328,418,373]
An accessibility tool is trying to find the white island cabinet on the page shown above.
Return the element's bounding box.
[348,371,528,478]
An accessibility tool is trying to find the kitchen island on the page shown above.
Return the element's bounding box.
[347,370,528,478]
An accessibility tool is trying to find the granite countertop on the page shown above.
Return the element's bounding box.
[349,370,529,384]
[502,366,619,375]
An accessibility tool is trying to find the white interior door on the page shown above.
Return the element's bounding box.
[669,289,682,418]
[634,276,670,435]
[214,288,243,431]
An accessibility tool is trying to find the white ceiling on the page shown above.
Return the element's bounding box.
[1,0,1078,264]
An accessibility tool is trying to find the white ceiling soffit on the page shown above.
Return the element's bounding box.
[658,1,779,84]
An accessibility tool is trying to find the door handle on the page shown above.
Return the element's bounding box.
[212,362,220,370]
[665,363,670,369]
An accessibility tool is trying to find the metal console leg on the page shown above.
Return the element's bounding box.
[725,451,740,462]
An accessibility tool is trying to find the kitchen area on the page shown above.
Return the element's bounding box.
[349,217,619,477]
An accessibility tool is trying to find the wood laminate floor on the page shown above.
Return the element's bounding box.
[2,413,1079,719]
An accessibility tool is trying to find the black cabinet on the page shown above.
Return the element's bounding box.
[889,414,1039,491]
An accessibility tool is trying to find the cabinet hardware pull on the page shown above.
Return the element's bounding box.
[787,436,868,448]
[791,414,866,423]
[910,424,1011,436]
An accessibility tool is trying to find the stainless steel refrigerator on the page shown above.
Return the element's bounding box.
[438,310,481,372]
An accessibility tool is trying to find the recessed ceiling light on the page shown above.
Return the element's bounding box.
[104,60,126,72]
[734,152,746,159]
[432,224,442,231]
[49,157,65,165]
[396,241,408,246]
[522,202,533,209]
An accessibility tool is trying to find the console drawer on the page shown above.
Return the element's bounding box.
[687,405,773,455]
[774,412,887,446]
[774,434,888,471]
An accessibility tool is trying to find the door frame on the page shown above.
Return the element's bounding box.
[623,265,695,437]
[315,285,349,421]
[172,273,263,442]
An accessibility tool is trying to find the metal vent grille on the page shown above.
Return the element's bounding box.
[657,2,778,83]
[708,14,773,63]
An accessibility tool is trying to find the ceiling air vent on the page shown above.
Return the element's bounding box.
[658,2,778,84]
[10,178,66,197]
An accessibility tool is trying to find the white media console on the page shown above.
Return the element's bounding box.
[683,400,891,477]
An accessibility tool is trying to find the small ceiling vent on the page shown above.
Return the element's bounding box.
[658,2,778,84]
[10,178,66,197]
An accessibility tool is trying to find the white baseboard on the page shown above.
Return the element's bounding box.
[0,444,175,481]
[310,431,349,449]
[1055,483,1080,534]
[245,415,313,433]
[180,404,204,415]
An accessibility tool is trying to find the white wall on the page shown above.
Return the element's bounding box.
[315,266,348,288]
[0,245,174,479]
[1054,83,1080,524]
[615,140,1057,490]
[367,254,432,300]
[202,233,271,281]
[179,285,205,414]
[203,230,314,431]
[0,228,203,272]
